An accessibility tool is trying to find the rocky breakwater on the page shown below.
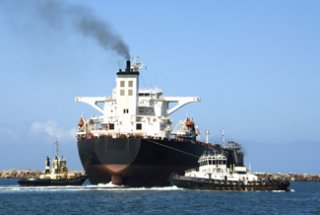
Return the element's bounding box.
[256,173,320,182]
[0,169,86,178]
[0,170,41,178]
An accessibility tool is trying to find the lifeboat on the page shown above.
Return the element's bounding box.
[78,118,85,127]
[184,118,195,127]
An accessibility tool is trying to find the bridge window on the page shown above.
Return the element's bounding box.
[129,81,133,87]
[120,90,125,96]
[128,89,133,96]
[120,81,125,87]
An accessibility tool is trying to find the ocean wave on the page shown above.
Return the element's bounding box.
[83,184,182,191]
[0,184,183,193]
[270,190,286,193]
[289,188,295,192]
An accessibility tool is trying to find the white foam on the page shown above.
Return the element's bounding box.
[289,188,295,193]
[148,185,182,191]
[82,181,182,191]
[271,190,286,193]
[0,183,182,193]
[95,181,124,188]
[108,185,183,191]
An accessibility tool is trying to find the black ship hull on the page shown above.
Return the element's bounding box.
[17,176,87,186]
[169,175,290,192]
[77,137,243,187]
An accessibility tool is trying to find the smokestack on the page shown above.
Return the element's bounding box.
[126,60,131,72]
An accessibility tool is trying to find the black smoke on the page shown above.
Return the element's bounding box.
[1,0,130,59]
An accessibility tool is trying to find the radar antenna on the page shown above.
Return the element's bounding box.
[131,56,144,71]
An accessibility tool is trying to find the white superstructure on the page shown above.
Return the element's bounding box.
[185,152,258,182]
[75,59,200,139]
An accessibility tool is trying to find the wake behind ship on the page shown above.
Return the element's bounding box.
[76,58,243,186]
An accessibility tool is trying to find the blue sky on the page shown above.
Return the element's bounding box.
[0,0,319,173]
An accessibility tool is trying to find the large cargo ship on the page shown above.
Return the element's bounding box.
[75,58,244,186]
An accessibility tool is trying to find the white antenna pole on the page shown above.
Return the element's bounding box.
[205,130,210,143]
[222,128,225,146]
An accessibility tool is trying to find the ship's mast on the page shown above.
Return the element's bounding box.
[221,129,225,147]
[131,56,144,71]
[205,130,210,143]
[54,138,59,157]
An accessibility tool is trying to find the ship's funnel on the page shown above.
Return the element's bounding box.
[126,60,131,72]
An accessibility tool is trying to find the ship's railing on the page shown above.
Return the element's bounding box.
[77,129,220,150]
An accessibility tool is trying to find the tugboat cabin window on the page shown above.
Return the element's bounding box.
[136,123,142,130]
[109,123,115,130]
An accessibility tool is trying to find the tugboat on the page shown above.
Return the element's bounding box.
[18,140,87,186]
[169,151,290,191]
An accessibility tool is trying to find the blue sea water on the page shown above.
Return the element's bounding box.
[0,179,319,215]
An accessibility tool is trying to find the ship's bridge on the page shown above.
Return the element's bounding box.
[75,59,200,139]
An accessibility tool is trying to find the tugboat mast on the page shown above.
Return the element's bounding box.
[54,138,59,157]
[221,129,225,147]
[205,130,210,144]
